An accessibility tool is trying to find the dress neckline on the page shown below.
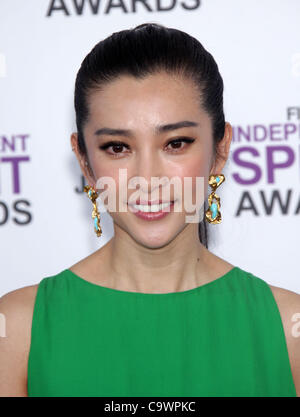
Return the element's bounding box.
[64,266,239,297]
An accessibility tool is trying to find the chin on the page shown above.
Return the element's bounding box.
[114,214,186,248]
[131,224,185,250]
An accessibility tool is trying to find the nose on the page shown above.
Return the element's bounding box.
[135,149,164,196]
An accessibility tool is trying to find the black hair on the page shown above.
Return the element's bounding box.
[74,22,226,249]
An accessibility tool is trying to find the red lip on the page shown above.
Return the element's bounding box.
[128,199,174,206]
[128,200,175,221]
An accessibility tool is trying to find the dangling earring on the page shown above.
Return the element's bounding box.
[84,184,102,237]
[205,174,225,224]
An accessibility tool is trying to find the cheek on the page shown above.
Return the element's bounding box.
[174,156,208,184]
[174,158,209,209]
[92,164,121,209]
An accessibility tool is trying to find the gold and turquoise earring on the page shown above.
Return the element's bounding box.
[84,185,102,237]
[205,174,225,224]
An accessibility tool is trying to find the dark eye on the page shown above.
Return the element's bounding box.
[99,141,129,157]
[99,137,195,158]
[166,137,195,152]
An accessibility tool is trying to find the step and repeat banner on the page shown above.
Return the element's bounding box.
[0,0,299,295]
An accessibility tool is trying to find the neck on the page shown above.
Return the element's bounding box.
[101,223,215,293]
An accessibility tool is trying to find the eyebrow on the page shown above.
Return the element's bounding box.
[94,120,199,138]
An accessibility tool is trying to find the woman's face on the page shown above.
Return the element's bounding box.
[72,71,231,248]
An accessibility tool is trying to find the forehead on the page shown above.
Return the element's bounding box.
[87,72,207,127]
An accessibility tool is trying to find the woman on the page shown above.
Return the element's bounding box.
[0,23,299,397]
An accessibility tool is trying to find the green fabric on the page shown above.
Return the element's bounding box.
[27,266,297,397]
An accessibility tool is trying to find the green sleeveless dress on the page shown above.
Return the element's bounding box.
[27,266,297,397]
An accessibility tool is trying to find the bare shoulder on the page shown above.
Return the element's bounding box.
[0,283,39,397]
[268,283,300,397]
[268,284,300,331]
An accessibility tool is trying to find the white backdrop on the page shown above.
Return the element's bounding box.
[1,0,300,296]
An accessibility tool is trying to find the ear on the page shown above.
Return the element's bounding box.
[70,132,96,187]
[209,122,233,175]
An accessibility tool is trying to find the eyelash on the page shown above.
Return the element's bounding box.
[99,137,195,157]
